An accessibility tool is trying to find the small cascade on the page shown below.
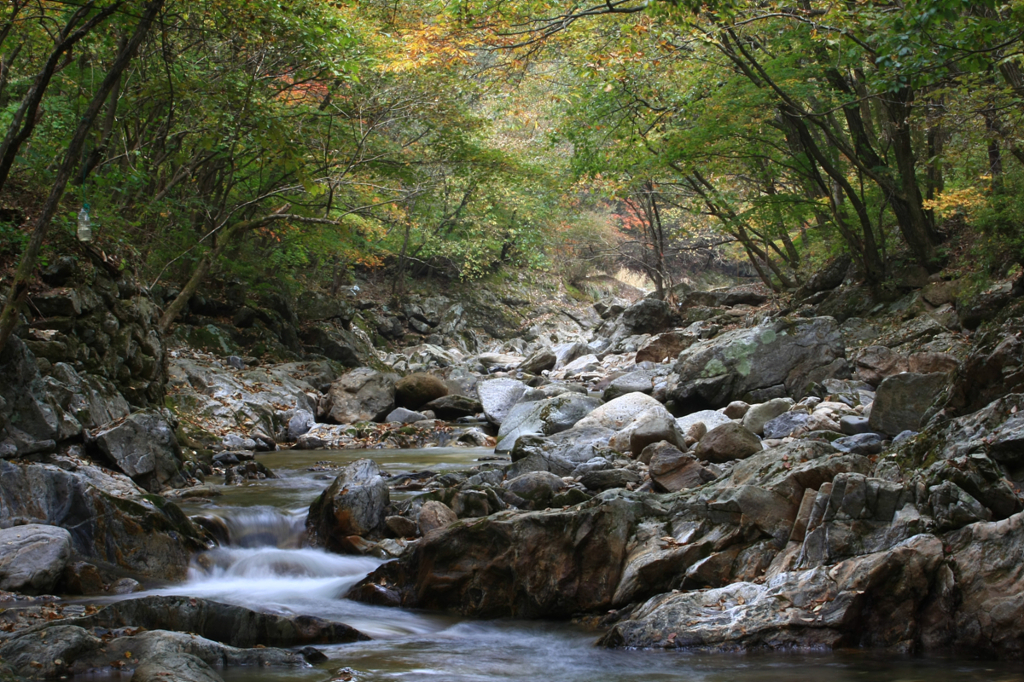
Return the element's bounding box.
[192,506,307,549]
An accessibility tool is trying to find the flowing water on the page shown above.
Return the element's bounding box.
[104,447,1022,682]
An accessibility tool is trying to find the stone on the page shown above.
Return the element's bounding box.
[762,412,810,439]
[417,500,458,536]
[647,445,717,492]
[610,408,687,457]
[386,407,428,423]
[306,459,389,552]
[694,422,762,463]
[868,372,948,436]
[0,625,100,678]
[503,471,567,508]
[325,368,395,423]
[62,561,104,595]
[0,524,72,594]
[495,393,601,452]
[287,409,316,440]
[132,653,224,682]
[386,515,419,538]
[907,351,958,375]
[395,373,449,409]
[580,468,642,492]
[723,401,750,419]
[560,354,600,376]
[741,398,794,435]
[348,492,647,618]
[675,410,732,436]
[670,317,846,409]
[839,415,872,435]
[423,394,482,420]
[552,341,591,369]
[854,345,907,386]
[89,410,185,492]
[602,369,666,401]
[831,432,884,455]
[478,378,527,425]
[574,392,668,431]
[635,331,697,364]
[518,350,556,374]
[621,299,673,334]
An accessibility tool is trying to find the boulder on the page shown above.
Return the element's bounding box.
[552,342,591,369]
[762,412,811,439]
[647,445,717,492]
[602,369,666,401]
[306,459,389,552]
[621,299,673,334]
[518,350,557,374]
[478,378,527,425]
[579,468,642,492]
[287,409,316,440]
[417,500,458,536]
[675,410,732,436]
[0,625,100,679]
[0,460,208,580]
[495,393,601,452]
[423,394,482,420]
[385,407,428,424]
[609,408,687,457]
[868,372,947,436]
[395,373,449,409]
[347,492,646,618]
[694,423,762,463]
[854,345,907,386]
[831,432,884,455]
[132,653,224,682]
[635,331,697,364]
[839,415,872,435]
[741,398,794,435]
[0,524,72,594]
[503,471,567,509]
[324,368,395,423]
[574,393,667,431]
[669,317,846,409]
[723,401,750,419]
[89,410,185,492]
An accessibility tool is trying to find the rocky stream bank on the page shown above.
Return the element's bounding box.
[2,262,1024,680]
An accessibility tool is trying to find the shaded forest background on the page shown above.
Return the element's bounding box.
[2,0,1024,347]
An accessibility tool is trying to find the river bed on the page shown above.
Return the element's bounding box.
[104,448,1024,682]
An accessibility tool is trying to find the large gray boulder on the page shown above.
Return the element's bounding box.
[694,422,762,463]
[868,372,947,436]
[669,317,846,408]
[495,393,601,452]
[324,368,395,423]
[0,524,72,594]
[0,460,207,580]
[741,398,794,435]
[89,410,185,492]
[306,459,389,552]
[478,378,527,425]
[621,299,673,334]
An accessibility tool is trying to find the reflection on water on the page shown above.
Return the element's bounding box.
[111,447,1024,682]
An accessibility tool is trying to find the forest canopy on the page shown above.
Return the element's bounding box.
[1,0,1024,345]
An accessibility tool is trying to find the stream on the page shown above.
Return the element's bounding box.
[100,447,1022,682]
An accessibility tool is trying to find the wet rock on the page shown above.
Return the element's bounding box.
[0,460,207,580]
[348,492,647,618]
[694,423,762,463]
[868,372,947,436]
[89,410,185,492]
[669,317,846,409]
[72,595,368,647]
[496,393,601,453]
[417,500,458,536]
[479,378,527,425]
[395,373,448,409]
[0,625,100,678]
[131,653,224,682]
[324,368,395,423]
[0,524,72,595]
[741,398,794,435]
[602,534,943,651]
[423,394,482,420]
[306,459,389,552]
